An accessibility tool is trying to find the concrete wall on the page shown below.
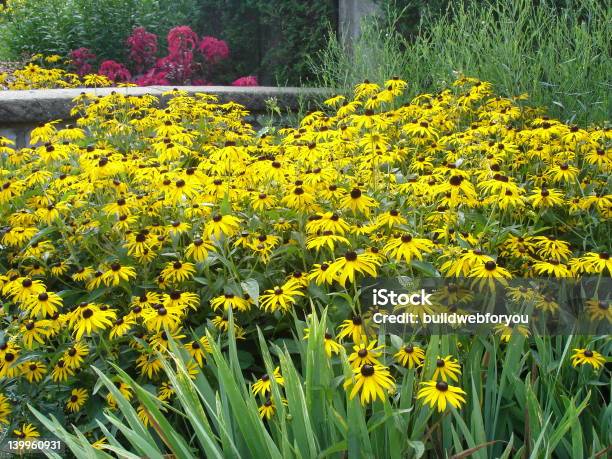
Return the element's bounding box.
[0,86,329,148]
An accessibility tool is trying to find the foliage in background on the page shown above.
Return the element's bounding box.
[194,0,337,85]
[0,0,337,85]
[312,0,611,125]
[0,0,200,63]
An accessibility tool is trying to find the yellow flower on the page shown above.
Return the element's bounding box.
[66,388,88,412]
[330,251,380,287]
[394,345,425,368]
[417,380,466,412]
[252,367,284,396]
[571,348,605,370]
[383,234,434,263]
[160,261,196,283]
[259,284,304,313]
[344,364,395,405]
[336,316,369,344]
[13,423,40,441]
[0,393,11,424]
[432,355,462,382]
[101,263,137,286]
[21,360,47,383]
[348,340,383,369]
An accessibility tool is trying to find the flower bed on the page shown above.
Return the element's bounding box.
[0,77,610,457]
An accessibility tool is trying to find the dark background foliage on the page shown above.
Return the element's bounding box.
[194,0,338,85]
[0,0,338,85]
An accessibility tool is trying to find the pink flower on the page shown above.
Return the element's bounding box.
[135,68,169,86]
[231,76,259,87]
[155,52,195,84]
[167,26,199,55]
[127,27,158,74]
[98,60,131,83]
[70,47,96,77]
[198,36,229,64]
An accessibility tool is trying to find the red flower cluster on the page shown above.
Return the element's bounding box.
[68,26,257,87]
[98,60,131,82]
[199,36,230,64]
[69,47,96,77]
[127,27,158,74]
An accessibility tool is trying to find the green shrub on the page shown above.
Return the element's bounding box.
[0,0,200,62]
[311,0,611,125]
[195,0,337,85]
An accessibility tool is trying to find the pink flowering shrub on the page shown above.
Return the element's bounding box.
[199,36,230,64]
[126,27,158,74]
[134,68,170,86]
[98,60,132,82]
[232,76,259,87]
[69,26,256,87]
[70,48,96,76]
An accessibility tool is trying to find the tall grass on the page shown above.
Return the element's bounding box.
[30,309,610,458]
[310,0,611,125]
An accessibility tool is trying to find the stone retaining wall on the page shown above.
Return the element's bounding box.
[0,86,329,147]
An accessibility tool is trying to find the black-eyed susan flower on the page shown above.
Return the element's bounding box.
[575,252,612,275]
[394,344,425,368]
[136,354,164,379]
[571,348,605,370]
[21,360,47,383]
[308,262,335,285]
[210,293,250,312]
[259,284,304,313]
[383,233,434,263]
[493,324,531,343]
[0,393,11,424]
[529,187,564,208]
[330,251,380,287]
[417,380,466,412]
[13,423,40,441]
[143,304,182,331]
[340,188,378,215]
[469,260,512,290]
[63,341,89,369]
[585,299,611,323]
[106,381,133,409]
[258,398,278,420]
[71,304,116,340]
[186,336,212,366]
[22,291,62,318]
[185,237,215,262]
[204,214,240,239]
[158,382,175,401]
[51,359,74,382]
[160,260,196,283]
[20,319,51,349]
[336,316,369,344]
[348,340,384,368]
[344,363,395,405]
[101,262,137,286]
[252,367,284,396]
[66,388,88,412]
[432,356,461,382]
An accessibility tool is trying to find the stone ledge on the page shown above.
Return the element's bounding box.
[0,86,331,124]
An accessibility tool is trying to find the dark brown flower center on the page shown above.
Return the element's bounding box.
[360,364,375,376]
[484,261,497,271]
